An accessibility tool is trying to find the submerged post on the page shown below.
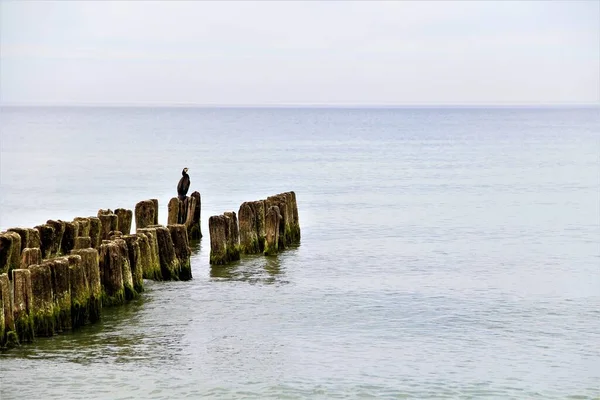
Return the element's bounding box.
[47,258,72,332]
[136,228,162,280]
[154,226,180,280]
[238,202,260,254]
[114,238,136,300]
[209,212,241,265]
[67,255,90,329]
[98,242,125,307]
[188,191,202,239]
[264,206,281,256]
[123,235,144,293]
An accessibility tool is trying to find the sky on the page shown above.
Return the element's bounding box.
[0,1,599,106]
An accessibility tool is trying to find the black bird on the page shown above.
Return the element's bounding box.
[177,168,190,199]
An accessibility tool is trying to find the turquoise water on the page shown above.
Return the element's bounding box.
[0,106,599,399]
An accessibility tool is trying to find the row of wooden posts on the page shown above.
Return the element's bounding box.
[0,193,201,349]
[208,191,301,265]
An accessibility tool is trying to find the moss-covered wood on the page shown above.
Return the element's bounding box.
[0,273,17,348]
[27,228,41,249]
[67,255,90,329]
[113,238,136,300]
[12,269,34,343]
[47,258,72,332]
[61,221,79,255]
[135,200,156,230]
[136,228,162,280]
[71,248,101,323]
[88,217,102,249]
[98,243,125,307]
[98,213,118,241]
[46,220,65,256]
[264,206,281,256]
[224,212,241,262]
[35,224,55,259]
[209,215,227,265]
[29,264,57,337]
[168,224,192,280]
[7,228,29,253]
[154,226,180,280]
[151,199,159,225]
[238,202,260,254]
[0,233,13,275]
[74,236,92,250]
[114,208,133,235]
[73,217,91,237]
[21,247,42,269]
[123,235,144,293]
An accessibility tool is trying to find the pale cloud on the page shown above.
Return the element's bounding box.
[1,0,598,105]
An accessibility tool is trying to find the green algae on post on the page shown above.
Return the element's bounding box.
[7,228,29,253]
[98,242,125,307]
[71,248,102,323]
[47,258,72,332]
[123,235,144,293]
[114,238,137,300]
[0,233,13,275]
[97,212,118,241]
[0,273,17,348]
[67,255,90,329]
[29,264,57,337]
[74,236,92,250]
[264,206,281,256]
[153,226,180,281]
[12,269,34,343]
[168,224,192,281]
[136,228,162,281]
[73,217,91,237]
[238,202,260,255]
[2,231,22,276]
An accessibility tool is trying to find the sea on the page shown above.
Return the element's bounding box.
[0,106,598,399]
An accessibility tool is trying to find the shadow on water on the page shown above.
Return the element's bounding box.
[209,253,289,285]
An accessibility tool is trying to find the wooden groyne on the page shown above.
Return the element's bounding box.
[209,191,300,264]
[0,198,193,350]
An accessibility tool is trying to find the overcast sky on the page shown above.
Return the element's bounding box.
[1,1,599,106]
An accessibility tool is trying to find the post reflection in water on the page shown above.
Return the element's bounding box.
[209,254,285,285]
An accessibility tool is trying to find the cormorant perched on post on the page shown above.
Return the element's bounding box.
[177,168,190,200]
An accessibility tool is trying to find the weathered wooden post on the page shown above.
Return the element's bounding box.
[123,235,144,293]
[178,197,188,224]
[114,238,136,300]
[61,221,79,255]
[209,215,227,265]
[135,200,156,230]
[115,208,133,235]
[88,217,102,249]
[35,224,55,259]
[47,258,72,332]
[238,202,260,254]
[98,211,118,241]
[67,255,90,329]
[29,264,56,336]
[264,206,281,256]
[7,228,28,253]
[266,194,292,249]
[0,233,13,275]
[224,211,241,262]
[27,228,41,249]
[98,242,125,306]
[46,220,65,256]
[0,231,22,276]
[74,236,92,250]
[109,231,123,240]
[188,191,202,239]
[289,191,301,242]
[135,232,151,282]
[136,228,162,280]
[168,198,180,225]
[21,248,42,269]
[151,199,159,225]
[12,269,34,343]
[0,273,18,347]
[71,248,101,322]
[73,217,91,237]
[168,224,192,280]
[154,226,180,280]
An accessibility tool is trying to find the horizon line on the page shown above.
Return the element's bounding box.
[1,102,599,109]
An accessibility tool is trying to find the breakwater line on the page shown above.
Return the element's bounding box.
[208,191,301,265]
[0,197,200,350]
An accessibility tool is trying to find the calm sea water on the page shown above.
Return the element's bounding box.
[0,106,598,399]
